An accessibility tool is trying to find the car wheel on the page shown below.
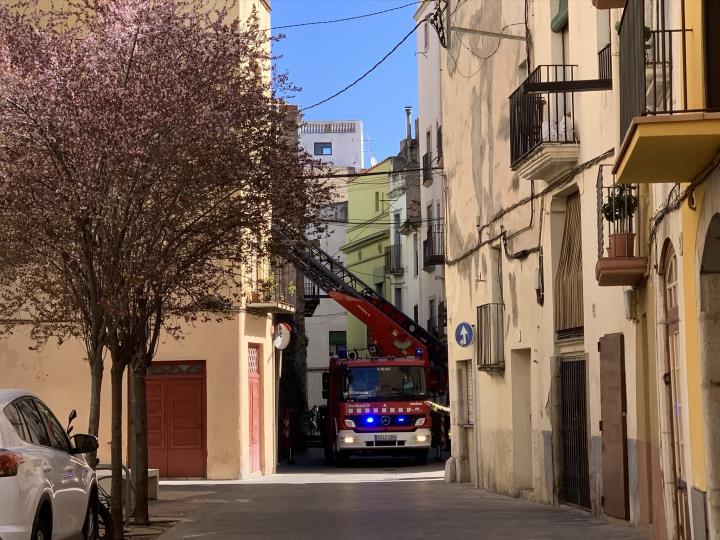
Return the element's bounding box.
[83,497,98,539]
[31,514,51,540]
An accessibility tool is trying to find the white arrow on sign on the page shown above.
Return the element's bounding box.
[459,325,469,346]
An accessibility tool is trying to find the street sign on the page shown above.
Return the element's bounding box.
[273,322,292,350]
[455,322,474,348]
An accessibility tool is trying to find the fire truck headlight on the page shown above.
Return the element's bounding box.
[344,419,356,428]
[415,435,428,443]
[343,436,355,444]
[414,417,426,426]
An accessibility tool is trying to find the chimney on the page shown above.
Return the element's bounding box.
[404,106,412,161]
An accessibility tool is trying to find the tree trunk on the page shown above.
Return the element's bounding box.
[132,365,150,525]
[87,356,104,469]
[110,362,125,540]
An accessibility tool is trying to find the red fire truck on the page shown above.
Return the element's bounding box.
[279,228,447,464]
[321,355,432,463]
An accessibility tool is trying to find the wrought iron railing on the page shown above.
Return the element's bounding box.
[423,225,445,268]
[596,166,640,259]
[385,244,404,275]
[598,44,612,81]
[422,152,432,184]
[477,303,505,372]
[510,65,578,167]
[249,262,296,306]
[619,0,691,140]
[436,125,443,163]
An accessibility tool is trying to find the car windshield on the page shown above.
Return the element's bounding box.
[341,366,426,401]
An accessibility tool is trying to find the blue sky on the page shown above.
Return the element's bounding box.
[271,1,420,165]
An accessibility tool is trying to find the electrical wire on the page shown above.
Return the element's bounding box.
[299,19,425,112]
[271,2,421,31]
[447,22,525,79]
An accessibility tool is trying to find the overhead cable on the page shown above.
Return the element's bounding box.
[299,19,425,112]
[271,2,421,31]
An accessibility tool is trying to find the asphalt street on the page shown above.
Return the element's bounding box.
[153,451,646,540]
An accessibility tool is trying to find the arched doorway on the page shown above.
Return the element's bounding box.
[698,213,720,538]
[660,242,691,539]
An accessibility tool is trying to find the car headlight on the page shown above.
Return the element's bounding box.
[415,435,428,443]
[343,436,356,444]
[414,417,426,426]
[344,418,356,428]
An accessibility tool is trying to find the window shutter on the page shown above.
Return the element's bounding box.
[554,193,584,334]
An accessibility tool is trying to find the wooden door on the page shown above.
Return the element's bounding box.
[599,333,629,520]
[248,345,262,473]
[147,362,206,478]
[663,248,691,539]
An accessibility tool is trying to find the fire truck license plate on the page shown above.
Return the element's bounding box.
[375,434,397,442]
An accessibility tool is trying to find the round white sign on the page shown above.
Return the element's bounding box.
[273,322,292,350]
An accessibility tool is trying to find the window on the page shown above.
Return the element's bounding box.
[413,233,419,276]
[376,282,383,297]
[393,213,401,244]
[375,192,380,212]
[314,142,332,156]
[423,21,429,51]
[15,398,51,447]
[35,399,71,453]
[413,304,419,323]
[329,330,347,356]
[3,402,29,442]
[394,287,403,311]
[427,203,434,224]
[554,193,584,339]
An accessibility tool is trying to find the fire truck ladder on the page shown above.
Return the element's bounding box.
[276,227,447,373]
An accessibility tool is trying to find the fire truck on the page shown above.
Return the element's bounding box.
[279,228,447,464]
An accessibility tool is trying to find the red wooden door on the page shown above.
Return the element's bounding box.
[248,346,261,472]
[147,362,206,478]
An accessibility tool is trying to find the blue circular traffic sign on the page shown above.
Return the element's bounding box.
[455,322,474,348]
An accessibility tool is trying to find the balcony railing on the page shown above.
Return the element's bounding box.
[595,166,647,286]
[385,244,403,275]
[422,152,432,185]
[247,263,296,312]
[619,0,691,139]
[598,44,612,82]
[477,303,505,372]
[436,125,443,164]
[423,225,445,269]
[510,65,578,168]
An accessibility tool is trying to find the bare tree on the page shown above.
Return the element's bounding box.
[0,0,330,534]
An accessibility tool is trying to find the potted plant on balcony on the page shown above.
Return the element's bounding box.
[602,185,638,257]
[259,274,276,302]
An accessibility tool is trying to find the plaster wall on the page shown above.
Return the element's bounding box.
[441,0,657,526]
[299,121,364,170]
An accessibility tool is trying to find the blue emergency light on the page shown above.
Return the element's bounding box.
[364,416,375,425]
[397,416,406,423]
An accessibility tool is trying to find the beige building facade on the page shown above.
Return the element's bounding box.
[440,0,668,536]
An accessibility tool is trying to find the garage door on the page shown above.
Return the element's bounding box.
[147,362,206,478]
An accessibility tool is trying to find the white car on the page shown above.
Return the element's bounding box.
[0,389,99,540]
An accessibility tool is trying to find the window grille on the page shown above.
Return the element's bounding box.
[477,303,505,372]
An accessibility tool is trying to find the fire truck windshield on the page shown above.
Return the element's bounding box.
[341,366,426,401]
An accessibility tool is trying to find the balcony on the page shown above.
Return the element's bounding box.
[477,303,505,373]
[423,225,445,269]
[436,125,443,165]
[595,168,647,286]
[385,244,404,275]
[510,65,580,181]
[614,0,720,184]
[422,152,433,186]
[304,277,322,317]
[246,263,296,313]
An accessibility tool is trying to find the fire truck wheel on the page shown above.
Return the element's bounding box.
[323,444,333,462]
[412,449,428,465]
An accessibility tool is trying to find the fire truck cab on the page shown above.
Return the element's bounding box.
[322,355,431,464]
